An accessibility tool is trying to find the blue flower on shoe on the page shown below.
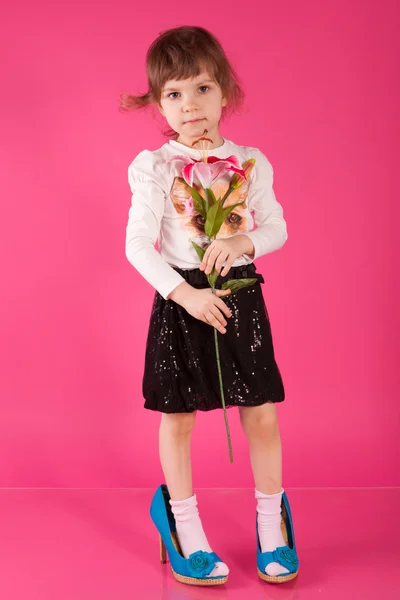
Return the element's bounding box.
[274,546,298,571]
[188,550,216,577]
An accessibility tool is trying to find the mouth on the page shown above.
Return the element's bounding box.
[185,118,204,124]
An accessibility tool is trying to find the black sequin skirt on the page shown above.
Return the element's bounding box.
[142,262,285,413]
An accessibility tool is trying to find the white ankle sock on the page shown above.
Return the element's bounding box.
[169,493,229,577]
[255,487,290,577]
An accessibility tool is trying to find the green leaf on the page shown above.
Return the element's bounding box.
[206,188,217,208]
[191,240,206,262]
[191,238,218,284]
[205,201,225,238]
[207,268,218,287]
[221,201,245,221]
[190,188,207,218]
[220,278,258,294]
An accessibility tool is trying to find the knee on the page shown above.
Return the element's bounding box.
[161,411,196,437]
[240,405,279,440]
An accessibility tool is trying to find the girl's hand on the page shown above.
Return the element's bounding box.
[182,287,233,334]
[199,235,253,277]
[168,282,232,334]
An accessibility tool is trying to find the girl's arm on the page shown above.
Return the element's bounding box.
[125,150,186,300]
[241,148,288,261]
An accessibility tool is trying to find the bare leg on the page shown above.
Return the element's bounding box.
[239,402,282,494]
[239,402,289,577]
[159,412,196,500]
[158,410,229,576]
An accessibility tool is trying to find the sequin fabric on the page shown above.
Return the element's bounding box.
[142,262,285,413]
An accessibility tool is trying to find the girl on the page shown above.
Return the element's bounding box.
[121,25,299,586]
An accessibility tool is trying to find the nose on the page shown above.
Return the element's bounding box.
[182,92,200,113]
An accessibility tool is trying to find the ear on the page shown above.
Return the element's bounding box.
[157,103,165,116]
[170,177,194,213]
[222,180,249,209]
[221,96,228,108]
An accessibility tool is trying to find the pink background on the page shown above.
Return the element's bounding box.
[1,0,398,489]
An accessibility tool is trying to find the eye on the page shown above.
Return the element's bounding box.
[227,213,242,225]
[194,215,206,226]
[167,85,210,100]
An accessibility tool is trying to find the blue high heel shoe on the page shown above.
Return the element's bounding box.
[150,484,229,586]
[256,490,299,583]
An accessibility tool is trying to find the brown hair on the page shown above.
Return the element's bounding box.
[119,26,245,139]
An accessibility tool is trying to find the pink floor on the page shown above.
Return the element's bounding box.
[0,488,398,599]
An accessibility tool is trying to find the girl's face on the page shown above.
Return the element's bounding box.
[158,70,228,148]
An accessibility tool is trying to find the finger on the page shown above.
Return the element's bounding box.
[200,242,215,270]
[209,306,227,328]
[204,247,221,274]
[215,297,233,319]
[215,253,230,275]
[220,259,234,277]
[204,311,227,334]
[199,247,210,270]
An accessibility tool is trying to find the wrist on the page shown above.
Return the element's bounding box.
[236,234,255,259]
[166,280,193,305]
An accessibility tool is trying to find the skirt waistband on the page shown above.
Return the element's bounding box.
[170,262,265,288]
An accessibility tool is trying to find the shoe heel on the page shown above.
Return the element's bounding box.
[256,491,299,583]
[159,532,167,564]
[150,484,228,586]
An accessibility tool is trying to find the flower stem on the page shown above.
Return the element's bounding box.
[220,186,234,206]
[212,284,234,464]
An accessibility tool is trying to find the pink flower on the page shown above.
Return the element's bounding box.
[166,154,247,189]
[183,198,198,216]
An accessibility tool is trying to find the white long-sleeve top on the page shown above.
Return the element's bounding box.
[125,137,288,300]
